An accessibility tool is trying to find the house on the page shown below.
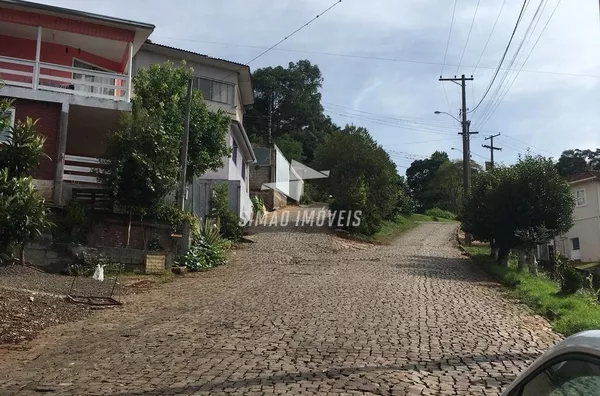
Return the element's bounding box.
[0,0,154,205]
[132,41,256,221]
[550,171,600,262]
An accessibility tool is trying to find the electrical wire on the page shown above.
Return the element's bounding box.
[475,0,562,129]
[456,0,481,74]
[441,0,459,76]
[152,37,600,79]
[471,0,508,75]
[469,0,530,113]
[473,0,548,127]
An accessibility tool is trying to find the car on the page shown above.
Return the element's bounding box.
[502,330,600,395]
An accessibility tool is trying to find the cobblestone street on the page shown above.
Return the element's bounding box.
[0,222,562,395]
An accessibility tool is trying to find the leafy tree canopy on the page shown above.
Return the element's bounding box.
[244,60,338,163]
[556,148,600,177]
[406,151,449,211]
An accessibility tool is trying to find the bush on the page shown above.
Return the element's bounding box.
[425,208,456,220]
[559,265,584,295]
[183,218,226,271]
[210,184,242,241]
[53,199,90,244]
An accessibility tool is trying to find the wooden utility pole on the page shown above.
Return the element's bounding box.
[439,74,476,245]
[482,133,502,169]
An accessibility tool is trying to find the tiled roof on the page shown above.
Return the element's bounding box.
[567,171,600,183]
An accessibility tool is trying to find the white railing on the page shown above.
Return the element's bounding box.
[0,56,130,102]
[63,155,106,184]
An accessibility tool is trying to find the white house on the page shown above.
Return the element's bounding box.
[132,41,256,220]
[551,171,600,262]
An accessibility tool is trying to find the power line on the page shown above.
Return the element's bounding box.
[469,0,530,113]
[441,0,459,76]
[245,0,342,66]
[384,137,460,146]
[474,0,548,127]
[456,0,481,74]
[471,0,508,75]
[152,36,600,79]
[475,0,562,129]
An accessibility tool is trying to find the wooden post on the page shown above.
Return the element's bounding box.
[126,42,133,102]
[52,102,69,206]
[33,26,42,89]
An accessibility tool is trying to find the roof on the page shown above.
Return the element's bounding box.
[145,41,249,68]
[142,41,254,106]
[566,171,600,183]
[0,0,155,30]
[231,120,256,163]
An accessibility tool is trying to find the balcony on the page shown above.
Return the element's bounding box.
[0,55,131,102]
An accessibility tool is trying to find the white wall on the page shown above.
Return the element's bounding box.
[275,147,290,197]
[554,179,600,262]
[133,49,241,122]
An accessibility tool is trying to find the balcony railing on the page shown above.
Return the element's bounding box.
[0,55,130,102]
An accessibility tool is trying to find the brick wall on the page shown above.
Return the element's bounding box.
[12,98,61,181]
[87,213,177,252]
[249,165,270,191]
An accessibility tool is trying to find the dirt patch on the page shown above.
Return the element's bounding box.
[0,288,90,345]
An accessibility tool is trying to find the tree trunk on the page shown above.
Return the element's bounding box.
[498,246,510,267]
[528,248,538,276]
[490,239,499,260]
[126,210,132,248]
[517,249,526,271]
[19,243,25,265]
[140,214,146,250]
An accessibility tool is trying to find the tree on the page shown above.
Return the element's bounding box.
[103,111,180,246]
[0,87,52,264]
[314,125,402,235]
[132,61,231,181]
[0,118,47,179]
[430,160,462,214]
[244,60,338,163]
[275,134,304,162]
[463,155,574,271]
[406,151,449,211]
[556,149,590,177]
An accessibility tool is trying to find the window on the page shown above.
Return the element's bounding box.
[576,189,586,206]
[232,138,238,165]
[572,237,580,251]
[519,356,600,396]
[0,108,15,144]
[193,76,235,105]
[242,162,246,181]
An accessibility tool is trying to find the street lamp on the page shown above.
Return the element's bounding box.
[434,110,461,124]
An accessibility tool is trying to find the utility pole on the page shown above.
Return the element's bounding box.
[178,77,193,211]
[267,91,273,144]
[482,133,502,169]
[439,74,476,245]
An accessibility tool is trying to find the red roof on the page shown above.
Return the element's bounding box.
[567,171,600,183]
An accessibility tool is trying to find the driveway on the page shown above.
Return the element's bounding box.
[0,222,561,395]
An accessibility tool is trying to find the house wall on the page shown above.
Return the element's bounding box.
[132,49,241,122]
[12,98,61,183]
[0,35,122,71]
[554,179,600,261]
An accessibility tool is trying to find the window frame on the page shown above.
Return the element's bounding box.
[508,352,600,396]
[575,188,587,207]
[232,137,238,165]
[0,108,16,144]
[193,76,235,106]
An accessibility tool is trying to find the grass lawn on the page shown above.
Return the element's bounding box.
[465,245,600,336]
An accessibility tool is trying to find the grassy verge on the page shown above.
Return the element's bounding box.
[373,216,419,242]
[465,245,600,336]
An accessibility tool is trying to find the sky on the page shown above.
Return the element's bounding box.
[38,0,600,172]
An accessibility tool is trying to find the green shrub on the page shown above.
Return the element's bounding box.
[210,184,242,241]
[53,199,90,244]
[425,208,456,220]
[183,218,226,271]
[251,196,264,216]
[559,265,584,295]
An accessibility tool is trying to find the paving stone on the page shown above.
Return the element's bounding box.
[0,222,562,395]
